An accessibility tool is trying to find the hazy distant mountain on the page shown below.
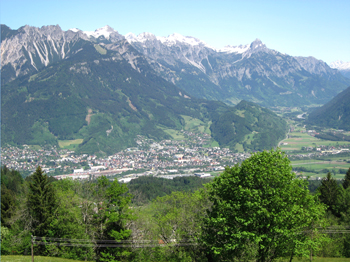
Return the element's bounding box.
[329,60,350,79]
[2,24,350,108]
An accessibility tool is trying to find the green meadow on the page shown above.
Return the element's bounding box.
[181,115,212,134]
[291,159,349,179]
[161,127,186,140]
[280,131,350,152]
[58,139,84,149]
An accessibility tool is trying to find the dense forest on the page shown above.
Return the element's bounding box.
[210,100,287,152]
[2,150,350,261]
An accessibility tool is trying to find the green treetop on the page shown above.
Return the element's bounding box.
[343,167,350,190]
[318,172,341,217]
[202,149,326,262]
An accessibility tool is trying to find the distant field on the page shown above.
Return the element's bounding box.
[28,145,42,150]
[1,256,91,262]
[291,160,348,179]
[181,115,211,134]
[203,140,220,148]
[58,139,84,149]
[161,128,186,140]
[280,131,350,151]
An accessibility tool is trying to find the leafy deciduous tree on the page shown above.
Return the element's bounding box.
[202,149,325,262]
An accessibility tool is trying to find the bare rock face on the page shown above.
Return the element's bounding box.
[294,56,337,76]
[1,24,124,84]
[1,25,89,83]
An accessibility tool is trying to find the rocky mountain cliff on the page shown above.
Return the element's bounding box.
[2,24,350,107]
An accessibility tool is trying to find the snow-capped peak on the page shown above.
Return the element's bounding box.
[126,31,213,49]
[157,33,213,48]
[84,25,116,39]
[125,32,157,43]
[250,38,266,49]
[68,28,81,32]
[329,60,350,70]
[217,44,250,54]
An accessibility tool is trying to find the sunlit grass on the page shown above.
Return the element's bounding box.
[58,139,84,149]
[280,131,350,152]
[1,256,92,262]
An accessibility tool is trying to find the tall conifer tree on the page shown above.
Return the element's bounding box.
[343,168,350,190]
[27,166,57,237]
[318,172,340,216]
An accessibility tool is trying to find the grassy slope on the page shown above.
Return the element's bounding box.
[1,256,91,262]
[2,255,349,262]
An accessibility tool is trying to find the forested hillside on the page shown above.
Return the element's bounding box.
[1,36,288,155]
[1,39,229,155]
[210,100,288,152]
[308,85,350,130]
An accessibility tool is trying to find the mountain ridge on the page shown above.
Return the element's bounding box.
[307,85,350,131]
[2,24,350,107]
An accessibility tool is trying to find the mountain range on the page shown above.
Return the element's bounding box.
[2,24,350,107]
[1,24,290,155]
[2,24,348,154]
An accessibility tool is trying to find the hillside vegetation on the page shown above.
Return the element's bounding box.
[308,85,350,130]
[1,39,288,155]
[1,40,229,155]
[210,100,288,152]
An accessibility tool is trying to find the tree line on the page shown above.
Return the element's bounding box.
[2,149,350,261]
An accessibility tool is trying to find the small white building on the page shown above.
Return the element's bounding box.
[90,165,106,171]
[73,168,84,174]
[194,173,211,178]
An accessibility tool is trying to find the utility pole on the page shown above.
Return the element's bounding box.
[31,235,34,262]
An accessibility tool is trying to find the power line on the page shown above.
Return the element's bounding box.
[32,236,198,248]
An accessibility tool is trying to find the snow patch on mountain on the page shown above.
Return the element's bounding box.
[217,44,250,54]
[330,60,350,70]
[157,33,212,48]
[126,32,157,43]
[84,26,116,39]
[126,32,214,49]
[69,28,80,32]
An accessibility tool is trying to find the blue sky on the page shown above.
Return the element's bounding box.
[1,0,349,64]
